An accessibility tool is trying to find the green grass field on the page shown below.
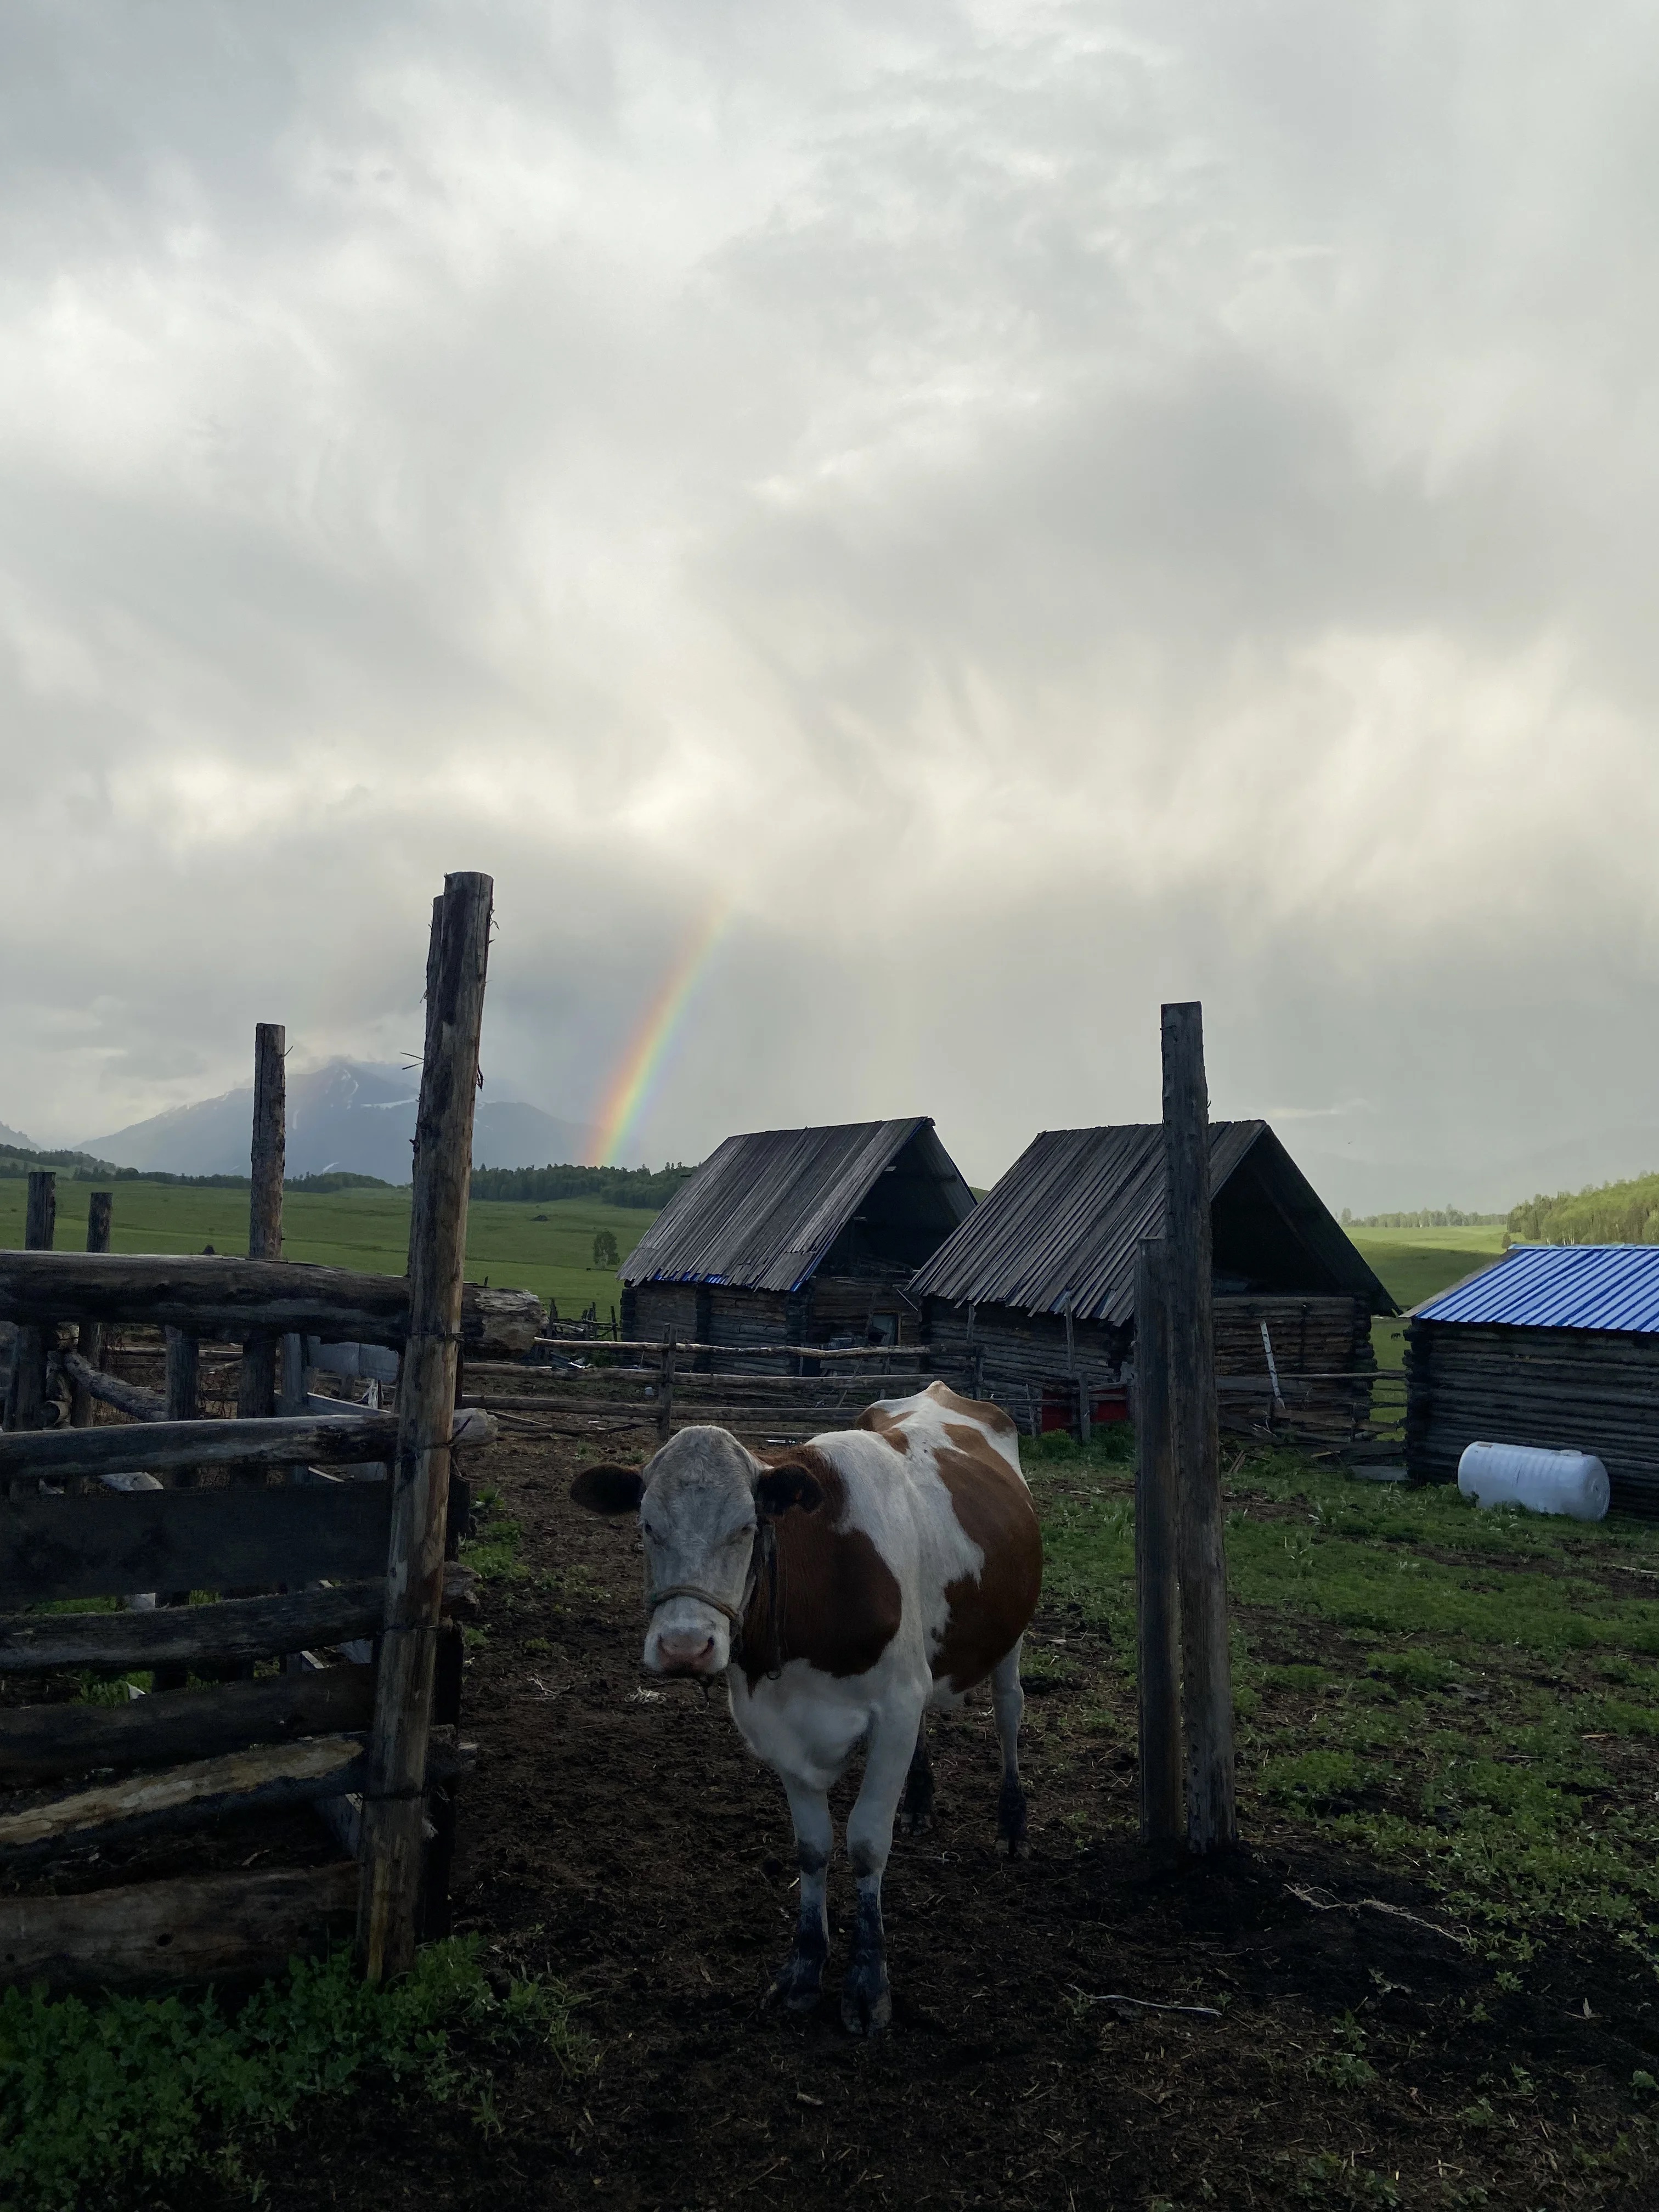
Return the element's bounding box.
[1351,1224,1509,1370]
[4,1185,1519,1352]
[0,1181,650,1327]
[1026,1427,1659,1961]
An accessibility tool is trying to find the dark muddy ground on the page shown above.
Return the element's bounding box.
[227,1431,1657,2209]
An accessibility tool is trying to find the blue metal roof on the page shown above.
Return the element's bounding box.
[1415,1244,1659,1334]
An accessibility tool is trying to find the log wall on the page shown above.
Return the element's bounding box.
[1406,1320,1659,1515]
[923,1292,1375,1441]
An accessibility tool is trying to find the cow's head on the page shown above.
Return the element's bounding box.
[570,1425,823,1677]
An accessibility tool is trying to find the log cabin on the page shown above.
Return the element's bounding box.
[1406,1243,1659,1514]
[619,1119,975,1368]
[907,1121,1395,1439]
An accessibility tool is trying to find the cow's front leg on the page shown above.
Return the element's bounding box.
[841,1699,923,2035]
[770,1776,832,2012]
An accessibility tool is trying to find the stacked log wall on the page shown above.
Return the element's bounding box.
[925,1292,1375,1439]
[1406,1321,1659,1515]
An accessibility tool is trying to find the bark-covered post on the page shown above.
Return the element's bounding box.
[1133,1237,1183,1846]
[1161,1001,1237,1854]
[7,1172,58,1435]
[358,872,492,1982]
[68,1190,114,1429]
[236,1024,285,1428]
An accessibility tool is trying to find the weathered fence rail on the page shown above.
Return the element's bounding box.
[0,872,498,1992]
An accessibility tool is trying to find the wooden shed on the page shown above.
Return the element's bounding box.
[908,1121,1395,1438]
[619,1119,975,1366]
[1406,1243,1659,1514]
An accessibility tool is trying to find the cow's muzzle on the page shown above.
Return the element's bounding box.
[644,1584,743,1678]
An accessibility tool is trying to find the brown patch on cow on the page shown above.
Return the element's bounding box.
[855,1403,910,1453]
[930,1434,1043,1694]
[924,1378,1019,1438]
[741,1446,902,1689]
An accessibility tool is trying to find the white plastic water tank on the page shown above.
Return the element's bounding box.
[1458,1441,1610,1522]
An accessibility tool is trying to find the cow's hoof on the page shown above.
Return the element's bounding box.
[996,1779,1029,1857]
[769,1948,826,2013]
[840,1957,891,2036]
[901,1808,933,1837]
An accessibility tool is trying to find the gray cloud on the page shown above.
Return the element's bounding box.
[2,1,1656,1204]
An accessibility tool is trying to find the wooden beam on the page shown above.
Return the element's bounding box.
[0,1731,368,1862]
[63,1348,168,1424]
[238,1021,285,1426]
[1133,1237,1184,1847]
[0,1405,492,1487]
[68,1190,114,1428]
[0,1663,377,1781]
[0,1863,358,1990]
[0,1254,543,1356]
[0,1482,396,1606]
[1161,1001,1237,1854]
[6,1171,58,1435]
[0,1728,475,1865]
[0,1564,473,1674]
[360,871,492,1981]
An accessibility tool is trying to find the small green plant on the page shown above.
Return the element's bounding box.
[460,1505,526,1583]
[1309,2015,1378,2090]
[591,1228,619,1269]
[0,1938,586,2209]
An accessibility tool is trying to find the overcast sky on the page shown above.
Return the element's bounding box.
[3,2,1656,1206]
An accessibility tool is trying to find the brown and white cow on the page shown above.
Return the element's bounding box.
[570,1380,1042,2034]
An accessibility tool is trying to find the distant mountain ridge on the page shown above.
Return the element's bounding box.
[0,1120,39,1152]
[78,1060,596,1183]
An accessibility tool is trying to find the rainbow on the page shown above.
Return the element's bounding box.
[591,901,730,1166]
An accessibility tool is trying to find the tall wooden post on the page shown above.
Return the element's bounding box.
[69,1190,114,1427]
[1161,1001,1237,1854]
[1134,1237,1184,1846]
[359,872,492,1981]
[236,1023,285,1426]
[8,1172,58,1434]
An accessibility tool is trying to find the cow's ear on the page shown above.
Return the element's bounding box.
[569,1463,646,1516]
[754,1462,825,1519]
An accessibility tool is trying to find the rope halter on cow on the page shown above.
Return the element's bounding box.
[644,1515,784,1679]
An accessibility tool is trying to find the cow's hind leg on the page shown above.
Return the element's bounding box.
[842,1697,923,2035]
[992,1639,1028,1857]
[901,1713,934,1835]
[770,1776,832,2012]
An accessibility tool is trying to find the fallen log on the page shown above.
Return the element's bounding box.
[0,1863,358,1990]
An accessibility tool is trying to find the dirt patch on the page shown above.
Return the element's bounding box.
[208,1433,1659,2208]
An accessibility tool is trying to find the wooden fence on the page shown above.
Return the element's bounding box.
[459,1335,986,1446]
[0,871,543,1990]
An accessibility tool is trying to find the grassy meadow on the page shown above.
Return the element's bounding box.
[1026,1426,1659,1963]
[0,1183,1519,1350]
[1350,1223,1509,1370]
[0,1180,651,1327]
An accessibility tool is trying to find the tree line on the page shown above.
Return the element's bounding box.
[1505,1172,1659,1246]
[0,1142,694,1211]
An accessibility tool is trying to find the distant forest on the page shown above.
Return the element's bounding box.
[469,1162,695,1209]
[1341,1207,1506,1229]
[1506,1172,1659,1246]
[0,1143,695,1211]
